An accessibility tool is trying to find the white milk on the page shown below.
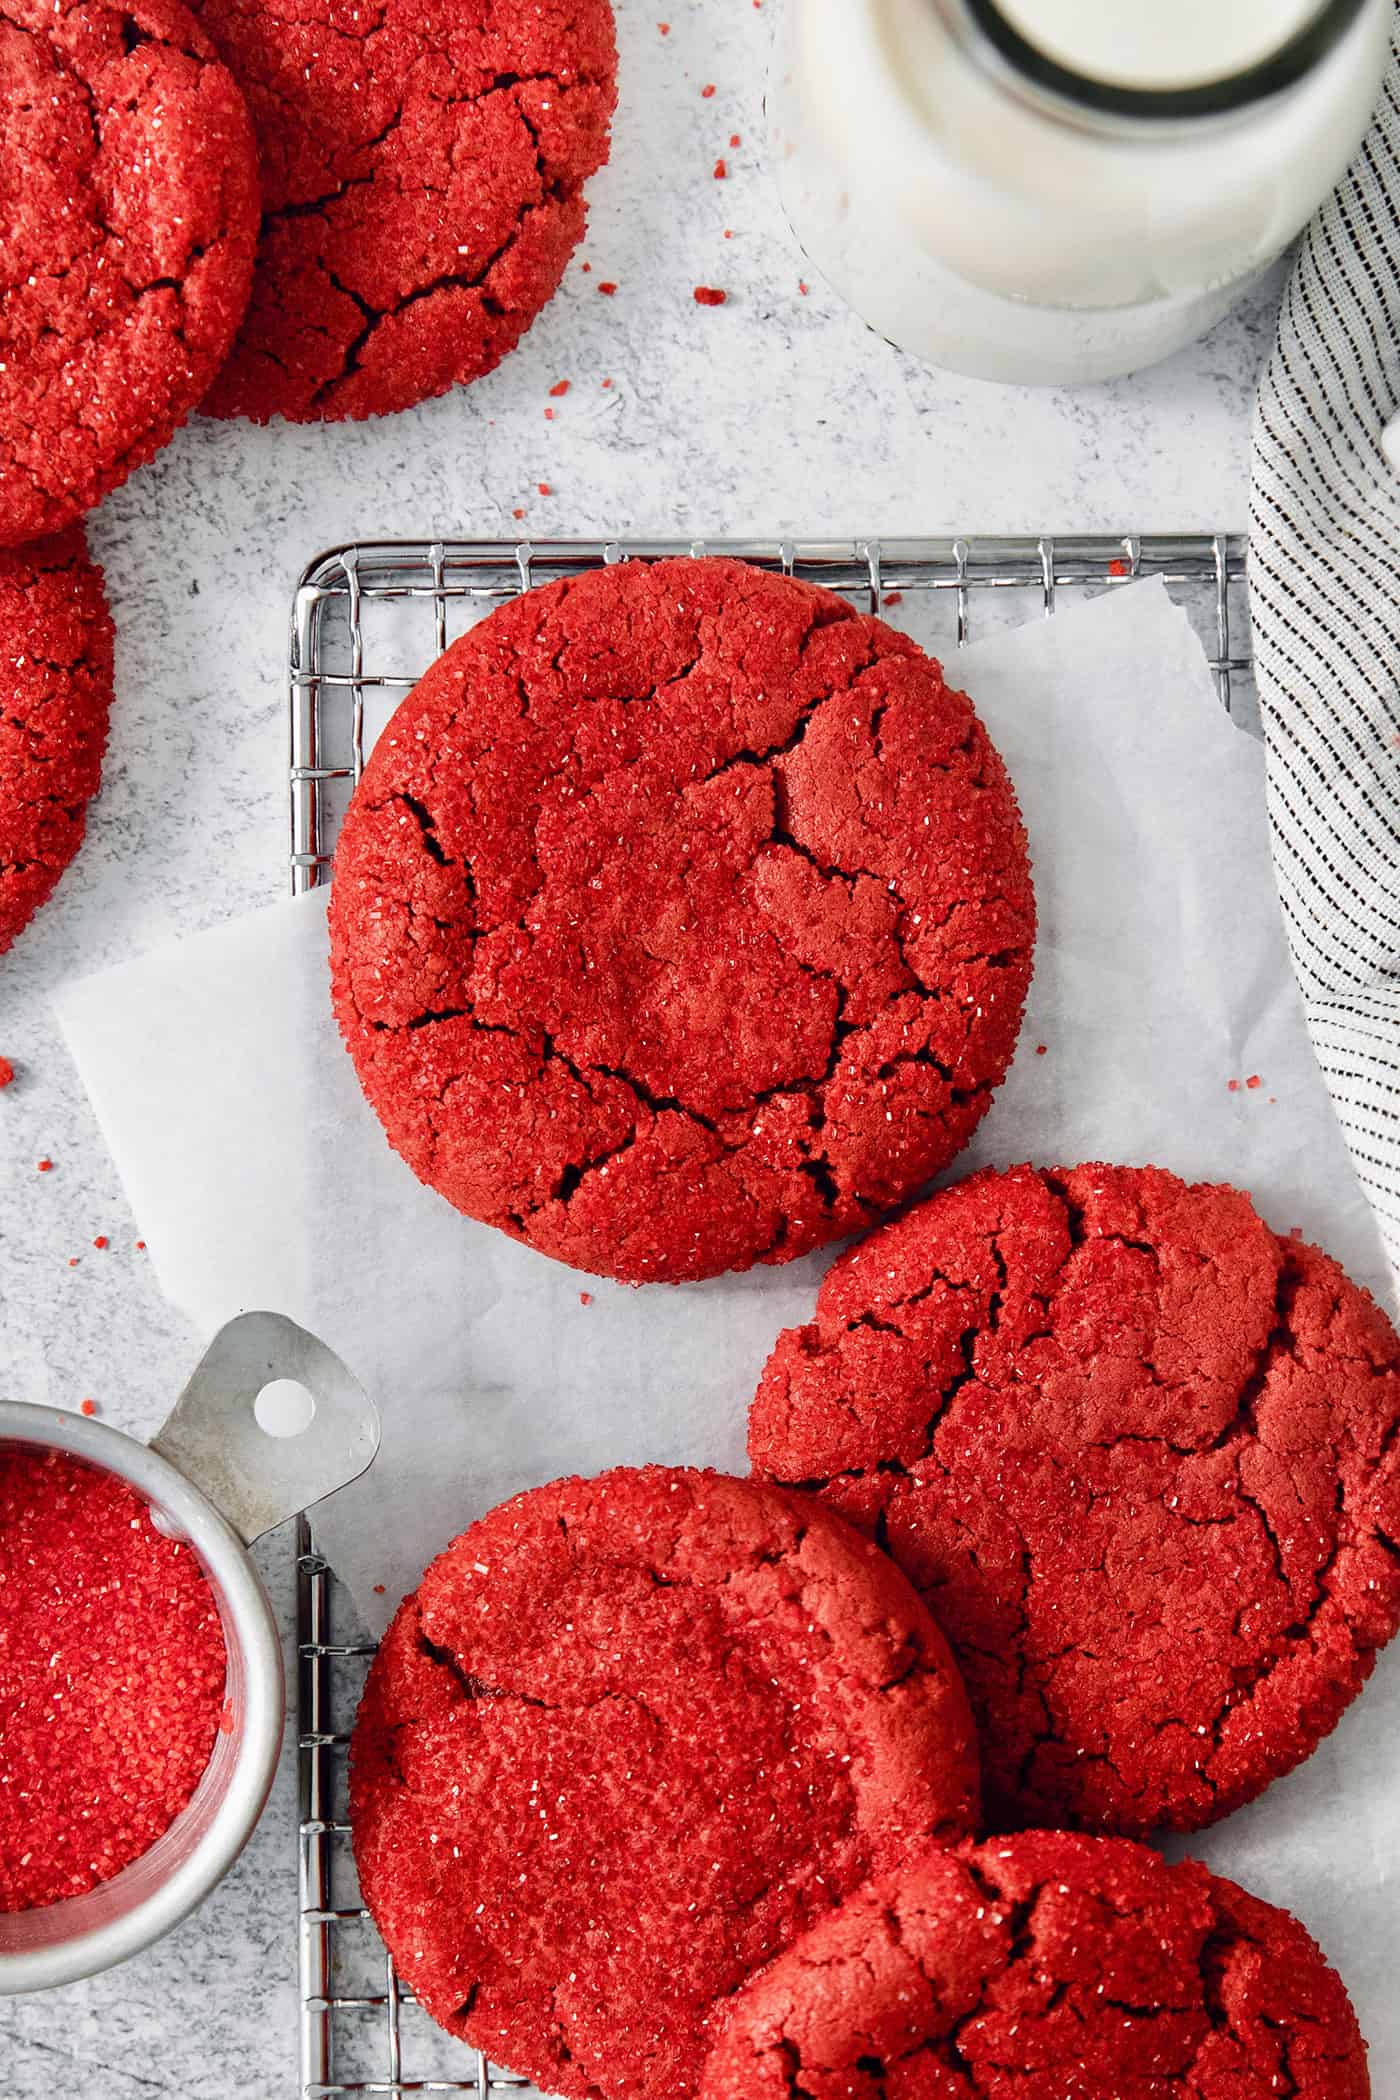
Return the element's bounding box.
[994,0,1325,90]
[771,0,1391,383]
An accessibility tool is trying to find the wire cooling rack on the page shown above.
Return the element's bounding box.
[288,533,1252,2098]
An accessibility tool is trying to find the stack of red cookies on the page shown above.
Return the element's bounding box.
[0,0,617,957]
[337,559,1399,2098]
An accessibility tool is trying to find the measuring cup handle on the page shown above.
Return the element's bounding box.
[151,1313,380,1546]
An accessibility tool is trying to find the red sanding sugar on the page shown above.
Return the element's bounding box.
[0,1057,13,1088]
[0,1448,226,1911]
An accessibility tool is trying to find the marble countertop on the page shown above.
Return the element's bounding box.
[0,0,1282,2090]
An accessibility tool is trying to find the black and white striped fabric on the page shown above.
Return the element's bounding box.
[1249,10,1400,1284]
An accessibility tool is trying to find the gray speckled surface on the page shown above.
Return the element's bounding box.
[0,0,1281,2089]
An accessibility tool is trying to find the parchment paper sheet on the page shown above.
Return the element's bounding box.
[55,579,1399,2074]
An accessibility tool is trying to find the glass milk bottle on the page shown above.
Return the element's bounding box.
[770,0,1392,383]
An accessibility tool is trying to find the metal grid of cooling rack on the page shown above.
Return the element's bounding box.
[289,533,1252,2097]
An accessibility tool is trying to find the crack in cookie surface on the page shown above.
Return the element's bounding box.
[194,0,617,420]
[349,1466,979,2100]
[749,1160,1400,1835]
[0,531,114,954]
[0,0,259,540]
[328,558,1035,1283]
[697,1834,1370,2100]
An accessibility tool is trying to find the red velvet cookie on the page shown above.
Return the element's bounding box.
[329,558,1034,1283]
[0,0,258,544]
[350,1466,978,2100]
[699,1832,1370,2100]
[195,0,617,421]
[0,533,115,956]
[750,1162,1400,1835]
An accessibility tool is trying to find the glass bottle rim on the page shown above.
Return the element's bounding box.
[959,0,1371,122]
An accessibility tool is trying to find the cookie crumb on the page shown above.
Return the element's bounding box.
[730,132,741,147]
[579,1291,593,1306]
[1227,1077,1241,1091]
[713,158,727,179]
[701,82,716,96]
[1245,1073,1262,1090]
[549,380,570,397]
[694,286,727,306]
[1109,557,1130,577]
[79,1399,97,1418]
[37,1158,53,1173]
[598,281,618,296]
[883,591,903,608]
[373,1582,387,1595]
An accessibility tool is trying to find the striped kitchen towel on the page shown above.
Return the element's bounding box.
[1250,8,1400,1282]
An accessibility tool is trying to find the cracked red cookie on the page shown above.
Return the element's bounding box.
[349,1466,979,2100]
[0,532,115,956]
[328,557,1034,1283]
[0,0,259,544]
[749,1162,1400,1836]
[699,1831,1370,2099]
[195,0,617,422]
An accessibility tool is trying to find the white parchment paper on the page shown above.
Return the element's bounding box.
[54,579,1400,2077]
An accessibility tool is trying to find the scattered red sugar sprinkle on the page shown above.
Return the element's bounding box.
[798,280,809,295]
[1245,1073,1262,1090]
[657,19,669,30]
[373,1583,387,1595]
[0,1448,225,1912]
[1269,1096,1278,1104]
[92,1236,108,1250]
[730,132,741,147]
[79,1399,97,1417]
[714,157,727,179]
[694,285,727,306]
[579,1291,593,1306]
[581,260,592,272]
[135,1241,146,1252]
[598,281,618,296]
[0,1057,13,1089]
[883,591,903,607]
[512,507,526,519]
[549,380,570,397]
[537,482,553,496]
[1035,1044,1047,1056]
[1109,557,1130,578]
[723,228,733,238]
[67,1258,78,1268]
[701,82,715,96]
[217,1701,235,1735]
[1228,1078,1241,1092]
[37,1158,53,1172]
[601,377,613,388]
[544,407,555,421]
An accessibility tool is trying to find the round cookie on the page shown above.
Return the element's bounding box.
[350,1466,979,2100]
[0,532,115,956]
[749,1162,1400,1835]
[195,0,617,422]
[0,0,259,544]
[699,1832,1371,2100]
[329,557,1034,1283]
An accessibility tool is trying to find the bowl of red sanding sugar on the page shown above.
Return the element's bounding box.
[0,1407,280,1990]
[0,1313,379,1992]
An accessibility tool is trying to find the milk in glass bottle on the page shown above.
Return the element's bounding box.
[771,0,1392,383]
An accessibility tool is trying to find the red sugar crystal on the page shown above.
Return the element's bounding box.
[0,1448,226,1912]
[694,285,727,306]
[0,1058,13,1088]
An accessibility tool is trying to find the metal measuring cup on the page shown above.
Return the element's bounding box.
[0,1311,379,1993]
